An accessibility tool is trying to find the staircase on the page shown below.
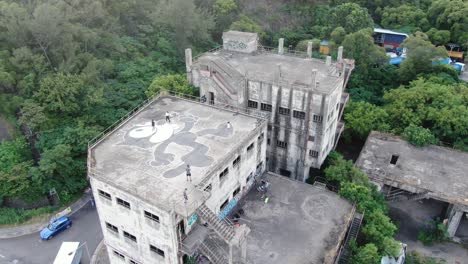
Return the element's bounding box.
[199,237,228,264]
[385,188,429,203]
[197,204,235,242]
[337,213,364,264]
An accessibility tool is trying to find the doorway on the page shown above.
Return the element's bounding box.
[177,220,186,242]
[209,92,214,105]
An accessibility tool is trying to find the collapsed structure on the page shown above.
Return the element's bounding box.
[186,31,354,181]
[88,92,358,264]
[356,131,468,238]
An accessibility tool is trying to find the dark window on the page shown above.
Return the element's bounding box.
[219,167,229,181]
[220,199,229,210]
[257,161,263,170]
[150,245,165,258]
[123,231,137,242]
[309,150,319,158]
[129,260,140,264]
[144,211,160,223]
[260,103,272,112]
[390,155,399,165]
[116,198,131,209]
[233,186,241,197]
[279,169,291,177]
[267,125,272,131]
[204,184,212,192]
[248,100,258,108]
[313,115,323,123]
[113,251,125,259]
[247,142,254,152]
[336,103,340,110]
[258,133,264,142]
[98,189,111,200]
[233,156,241,167]
[267,138,270,145]
[276,140,287,149]
[278,107,290,115]
[308,136,315,142]
[293,110,306,119]
[246,172,253,183]
[105,222,118,233]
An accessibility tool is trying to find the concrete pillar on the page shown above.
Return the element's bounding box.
[241,238,247,262]
[277,64,282,81]
[307,41,313,58]
[447,205,464,237]
[311,69,317,88]
[337,46,343,62]
[326,56,332,66]
[278,38,284,55]
[185,48,193,83]
[229,243,233,264]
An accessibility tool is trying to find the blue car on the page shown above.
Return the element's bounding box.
[40,216,72,240]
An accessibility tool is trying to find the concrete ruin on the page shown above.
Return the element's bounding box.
[186,31,355,181]
[356,131,468,238]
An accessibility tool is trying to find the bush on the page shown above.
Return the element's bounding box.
[0,207,54,225]
[417,219,448,245]
[403,125,437,147]
[406,251,446,264]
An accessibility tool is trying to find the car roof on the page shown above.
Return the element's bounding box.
[54,216,69,224]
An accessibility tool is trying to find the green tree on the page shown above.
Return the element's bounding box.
[403,125,437,147]
[342,29,387,71]
[230,15,266,39]
[330,27,346,45]
[330,3,374,34]
[398,32,448,83]
[213,0,237,15]
[426,28,451,46]
[344,101,390,139]
[380,5,430,32]
[351,243,380,264]
[427,0,468,44]
[146,74,195,98]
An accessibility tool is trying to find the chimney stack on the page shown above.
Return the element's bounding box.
[307,41,313,58]
[337,46,343,62]
[326,56,332,66]
[278,38,284,55]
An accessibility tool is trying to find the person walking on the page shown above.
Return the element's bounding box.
[151,119,155,130]
[186,164,192,182]
[165,111,171,123]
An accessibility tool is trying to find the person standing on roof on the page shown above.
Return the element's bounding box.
[183,188,188,204]
[165,111,171,123]
[186,164,192,182]
[151,119,155,130]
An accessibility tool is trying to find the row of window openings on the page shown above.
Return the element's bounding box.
[248,100,325,123]
[108,223,165,258]
[98,190,160,223]
[275,139,319,158]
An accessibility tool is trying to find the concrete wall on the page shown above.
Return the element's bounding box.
[91,178,178,264]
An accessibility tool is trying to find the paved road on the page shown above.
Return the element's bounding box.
[0,203,102,264]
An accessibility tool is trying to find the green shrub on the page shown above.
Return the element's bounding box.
[417,219,448,245]
[0,207,54,225]
[406,251,446,264]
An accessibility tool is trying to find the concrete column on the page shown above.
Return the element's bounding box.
[277,64,282,82]
[326,56,332,66]
[337,46,343,62]
[185,48,193,83]
[311,69,317,88]
[229,243,233,264]
[307,41,313,58]
[241,238,247,262]
[278,38,284,55]
[447,206,464,237]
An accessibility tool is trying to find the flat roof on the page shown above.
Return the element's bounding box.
[89,96,265,215]
[356,132,468,205]
[223,31,258,41]
[197,50,343,94]
[240,173,354,264]
[374,28,409,37]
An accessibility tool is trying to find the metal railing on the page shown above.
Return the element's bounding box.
[193,46,223,61]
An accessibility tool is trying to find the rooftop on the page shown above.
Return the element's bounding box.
[356,131,468,205]
[239,173,354,264]
[196,49,343,94]
[222,31,258,42]
[89,95,265,215]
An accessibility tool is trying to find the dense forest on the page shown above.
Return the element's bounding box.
[0,0,467,262]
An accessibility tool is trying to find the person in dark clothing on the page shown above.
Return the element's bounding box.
[165,111,171,123]
[151,119,155,130]
[186,164,192,182]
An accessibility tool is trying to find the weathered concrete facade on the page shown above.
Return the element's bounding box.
[89,95,267,264]
[188,31,354,181]
[356,131,468,239]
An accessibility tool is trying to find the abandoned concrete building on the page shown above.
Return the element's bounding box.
[186,31,355,181]
[88,92,359,264]
[356,131,468,239]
